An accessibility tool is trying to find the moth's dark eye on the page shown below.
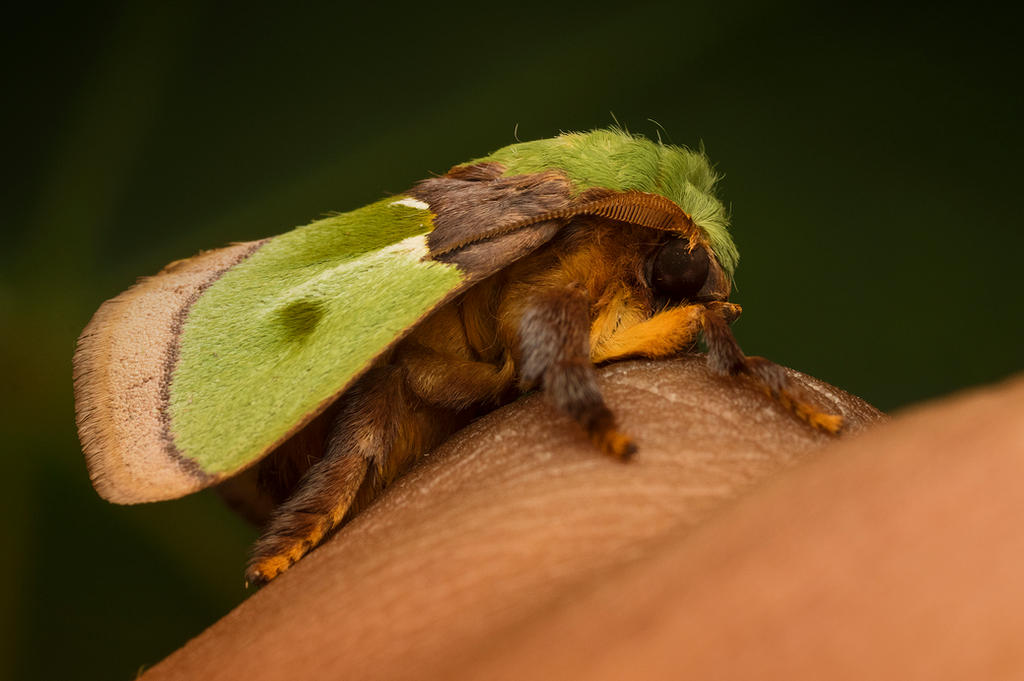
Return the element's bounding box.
[650,238,710,301]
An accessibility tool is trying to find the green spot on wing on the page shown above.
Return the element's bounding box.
[168,198,462,474]
[275,298,326,338]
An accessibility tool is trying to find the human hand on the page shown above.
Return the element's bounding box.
[141,358,1024,680]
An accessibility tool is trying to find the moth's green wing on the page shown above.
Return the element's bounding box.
[75,197,463,503]
[170,197,463,477]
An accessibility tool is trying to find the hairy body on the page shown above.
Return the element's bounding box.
[72,132,843,587]
[245,217,744,583]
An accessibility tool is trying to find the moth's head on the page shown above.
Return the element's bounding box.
[472,128,740,278]
[645,234,732,309]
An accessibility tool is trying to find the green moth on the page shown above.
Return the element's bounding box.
[73,129,840,583]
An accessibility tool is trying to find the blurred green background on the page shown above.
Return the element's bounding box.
[3,1,1021,679]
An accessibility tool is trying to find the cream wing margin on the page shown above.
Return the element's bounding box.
[73,241,264,504]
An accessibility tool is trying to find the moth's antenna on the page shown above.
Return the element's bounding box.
[512,123,521,142]
[430,192,697,258]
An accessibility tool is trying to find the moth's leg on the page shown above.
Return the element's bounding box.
[591,303,719,363]
[702,306,843,433]
[246,407,371,584]
[518,284,636,459]
[246,366,460,584]
[401,343,515,410]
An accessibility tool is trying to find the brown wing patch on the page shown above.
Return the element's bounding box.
[410,168,574,282]
[428,218,565,279]
[73,241,266,504]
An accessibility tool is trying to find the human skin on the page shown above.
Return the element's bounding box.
[140,357,1024,680]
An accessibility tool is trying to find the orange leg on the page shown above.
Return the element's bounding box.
[591,304,709,363]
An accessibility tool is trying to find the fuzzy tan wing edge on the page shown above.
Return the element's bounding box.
[73,241,265,504]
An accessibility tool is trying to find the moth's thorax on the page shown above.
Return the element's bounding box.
[396,214,732,395]
[254,217,731,515]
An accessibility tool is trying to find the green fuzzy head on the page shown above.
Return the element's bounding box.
[472,129,738,276]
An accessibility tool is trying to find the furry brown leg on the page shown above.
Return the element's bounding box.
[246,364,471,585]
[246,415,370,584]
[519,284,636,459]
[702,307,843,433]
[401,343,514,410]
[246,367,407,585]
